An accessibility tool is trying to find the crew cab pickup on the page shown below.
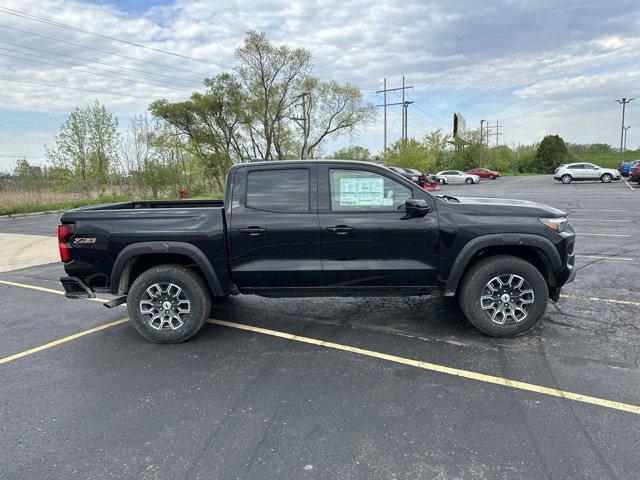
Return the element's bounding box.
[59,160,576,342]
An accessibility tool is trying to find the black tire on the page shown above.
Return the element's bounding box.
[127,264,212,343]
[488,174,495,180]
[561,174,572,184]
[600,173,612,183]
[458,255,548,337]
[465,177,472,184]
[439,178,446,185]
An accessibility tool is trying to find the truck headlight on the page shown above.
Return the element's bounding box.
[539,217,568,233]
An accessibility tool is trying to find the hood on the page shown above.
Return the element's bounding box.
[439,195,566,217]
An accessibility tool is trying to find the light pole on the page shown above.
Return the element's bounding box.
[615,98,634,162]
[623,125,631,153]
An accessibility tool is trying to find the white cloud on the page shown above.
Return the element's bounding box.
[0,0,638,169]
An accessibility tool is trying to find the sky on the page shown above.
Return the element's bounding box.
[0,0,639,171]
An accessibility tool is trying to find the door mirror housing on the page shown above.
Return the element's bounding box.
[404,198,431,217]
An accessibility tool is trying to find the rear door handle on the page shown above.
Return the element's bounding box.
[239,226,267,236]
[326,225,355,235]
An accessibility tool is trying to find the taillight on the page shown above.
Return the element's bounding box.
[555,168,560,174]
[58,224,74,262]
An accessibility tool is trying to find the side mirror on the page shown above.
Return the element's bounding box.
[404,198,431,218]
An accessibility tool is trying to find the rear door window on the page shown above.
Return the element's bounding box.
[246,168,310,212]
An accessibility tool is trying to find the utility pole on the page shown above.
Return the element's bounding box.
[623,125,631,152]
[615,98,634,162]
[494,121,502,146]
[376,77,413,148]
[480,120,486,162]
[291,92,311,159]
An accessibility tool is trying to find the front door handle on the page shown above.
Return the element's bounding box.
[326,225,355,235]
[239,226,267,236]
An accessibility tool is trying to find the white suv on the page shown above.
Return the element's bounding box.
[554,163,621,184]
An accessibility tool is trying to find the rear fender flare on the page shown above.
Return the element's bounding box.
[443,233,562,296]
[110,241,224,297]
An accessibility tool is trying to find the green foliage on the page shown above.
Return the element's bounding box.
[533,135,571,173]
[45,101,119,190]
[327,145,372,161]
[383,138,430,172]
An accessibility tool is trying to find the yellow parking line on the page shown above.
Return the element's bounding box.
[0,317,129,365]
[0,279,108,303]
[208,319,640,415]
[1,278,638,414]
[560,293,640,307]
[575,254,633,261]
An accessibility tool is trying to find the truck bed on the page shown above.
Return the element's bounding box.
[71,199,224,211]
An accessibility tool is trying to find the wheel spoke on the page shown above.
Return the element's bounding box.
[140,282,190,331]
[482,274,535,325]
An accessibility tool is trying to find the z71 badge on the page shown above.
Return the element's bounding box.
[74,237,97,244]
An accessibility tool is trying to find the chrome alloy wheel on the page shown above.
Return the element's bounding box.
[480,274,534,325]
[139,283,191,331]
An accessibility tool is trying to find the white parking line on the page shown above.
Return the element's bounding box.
[575,254,633,261]
[570,218,628,222]
[577,233,630,237]
[623,178,636,190]
[570,209,629,212]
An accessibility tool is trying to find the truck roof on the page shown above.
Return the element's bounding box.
[233,159,386,169]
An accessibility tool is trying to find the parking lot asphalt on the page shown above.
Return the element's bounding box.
[1,175,639,480]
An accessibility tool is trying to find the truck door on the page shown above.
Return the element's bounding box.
[317,164,439,290]
[228,164,322,290]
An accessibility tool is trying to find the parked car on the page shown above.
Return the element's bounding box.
[466,168,501,180]
[388,166,420,184]
[629,164,640,183]
[553,163,621,184]
[619,159,640,176]
[435,170,480,184]
[58,160,575,342]
[422,173,440,191]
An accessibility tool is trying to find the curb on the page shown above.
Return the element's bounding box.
[0,210,64,219]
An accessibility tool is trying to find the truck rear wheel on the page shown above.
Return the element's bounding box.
[458,255,548,337]
[127,264,212,343]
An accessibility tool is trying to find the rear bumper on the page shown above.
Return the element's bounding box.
[60,276,96,299]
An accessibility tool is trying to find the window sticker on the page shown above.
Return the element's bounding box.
[339,177,392,206]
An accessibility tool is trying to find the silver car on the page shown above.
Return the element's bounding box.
[553,163,621,184]
[435,170,480,184]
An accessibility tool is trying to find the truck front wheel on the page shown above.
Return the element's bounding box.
[127,264,212,343]
[458,255,548,337]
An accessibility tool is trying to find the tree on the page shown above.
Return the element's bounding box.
[295,77,377,158]
[382,138,429,171]
[150,73,247,188]
[328,145,372,161]
[45,101,119,190]
[533,135,571,173]
[235,30,311,160]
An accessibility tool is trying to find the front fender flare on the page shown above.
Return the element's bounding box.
[443,233,562,296]
[110,241,224,297]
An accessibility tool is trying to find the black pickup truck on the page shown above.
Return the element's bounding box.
[59,160,575,342]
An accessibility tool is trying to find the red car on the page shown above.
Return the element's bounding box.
[629,164,640,183]
[466,168,501,179]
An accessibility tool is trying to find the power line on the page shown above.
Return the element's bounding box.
[0,98,69,114]
[0,5,231,69]
[0,49,196,92]
[0,39,202,85]
[0,74,166,100]
[411,103,448,127]
[411,91,450,117]
[0,98,135,121]
[0,23,212,76]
